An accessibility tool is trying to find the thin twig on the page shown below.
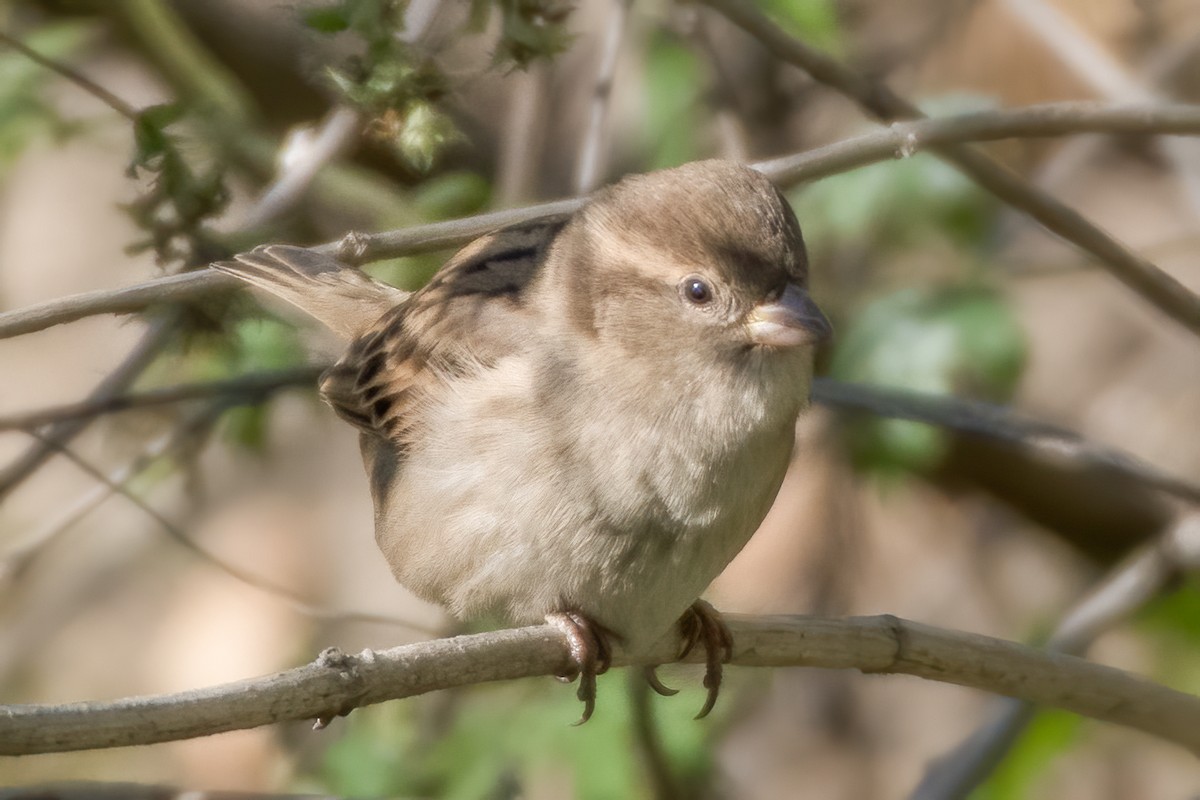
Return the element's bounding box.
[760,102,1200,185]
[999,0,1200,218]
[26,424,440,636]
[0,28,139,120]
[696,0,1200,336]
[909,512,1200,800]
[0,428,180,585]
[7,100,1200,340]
[0,366,323,432]
[241,107,363,228]
[3,613,1198,755]
[0,315,178,502]
[575,0,631,194]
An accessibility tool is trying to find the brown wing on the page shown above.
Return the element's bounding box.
[320,215,570,444]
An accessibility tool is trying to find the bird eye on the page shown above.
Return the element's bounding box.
[681,276,712,305]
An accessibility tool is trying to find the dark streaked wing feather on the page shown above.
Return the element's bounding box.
[320,215,569,445]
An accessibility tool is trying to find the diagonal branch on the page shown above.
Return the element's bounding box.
[3,614,1198,756]
[909,511,1200,800]
[696,0,1200,336]
[0,315,177,502]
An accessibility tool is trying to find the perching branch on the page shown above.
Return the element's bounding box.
[5,100,1200,340]
[697,0,1200,336]
[3,613,1199,756]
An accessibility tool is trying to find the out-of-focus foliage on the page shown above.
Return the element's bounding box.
[0,19,90,166]
[306,0,575,171]
[1136,579,1200,693]
[304,0,459,172]
[469,0,576,69]
[316,674,723,799]
[641,33,704,170]
[829,285,1027,474]
[126,102,230,265]
[796,147,1024,477]
[973,710,1084,800]
[794,153,995,254]
[760,0,843,54]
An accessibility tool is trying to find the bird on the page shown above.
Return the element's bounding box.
[214,159,831,722]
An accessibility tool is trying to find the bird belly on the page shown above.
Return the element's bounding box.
[371,358,799,651]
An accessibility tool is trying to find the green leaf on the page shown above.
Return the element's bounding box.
[312,669,731,798]
[131,103,185,165]
[393,101,461,172]
[759,0,844,54]
[301,4,351,33]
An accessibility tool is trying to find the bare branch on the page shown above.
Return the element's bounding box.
[760,102,1200,185]
[0,28,139,121]
[3,614,1198,756]
[811,378,1200,505]
[575,0,631,194]
[697,0,1200,336]
[241,107,363,228]
[5,101,1200,340]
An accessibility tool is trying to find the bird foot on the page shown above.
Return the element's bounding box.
[546,610,613,725]
[677,599,734,719]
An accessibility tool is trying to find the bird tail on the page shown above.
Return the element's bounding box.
[212,245,408,340]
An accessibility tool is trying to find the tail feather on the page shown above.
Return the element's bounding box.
[213,245,408,340]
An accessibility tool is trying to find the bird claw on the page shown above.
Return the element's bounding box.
[546,610,613,725]
[677,600,734,719]
[644,666,679,697]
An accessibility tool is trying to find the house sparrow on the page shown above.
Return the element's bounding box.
[214,160,830,722]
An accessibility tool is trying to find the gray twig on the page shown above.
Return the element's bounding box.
[575,0,631,194]
[0,315,177,502]
[0,366,323,432]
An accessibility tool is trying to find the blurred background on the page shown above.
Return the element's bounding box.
[1,0,1199,797]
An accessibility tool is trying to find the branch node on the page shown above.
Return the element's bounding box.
[312,646,368,727]
[335,230,372,264]
[878,613,908,673]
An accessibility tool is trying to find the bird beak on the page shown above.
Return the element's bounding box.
[745,284,831,348]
